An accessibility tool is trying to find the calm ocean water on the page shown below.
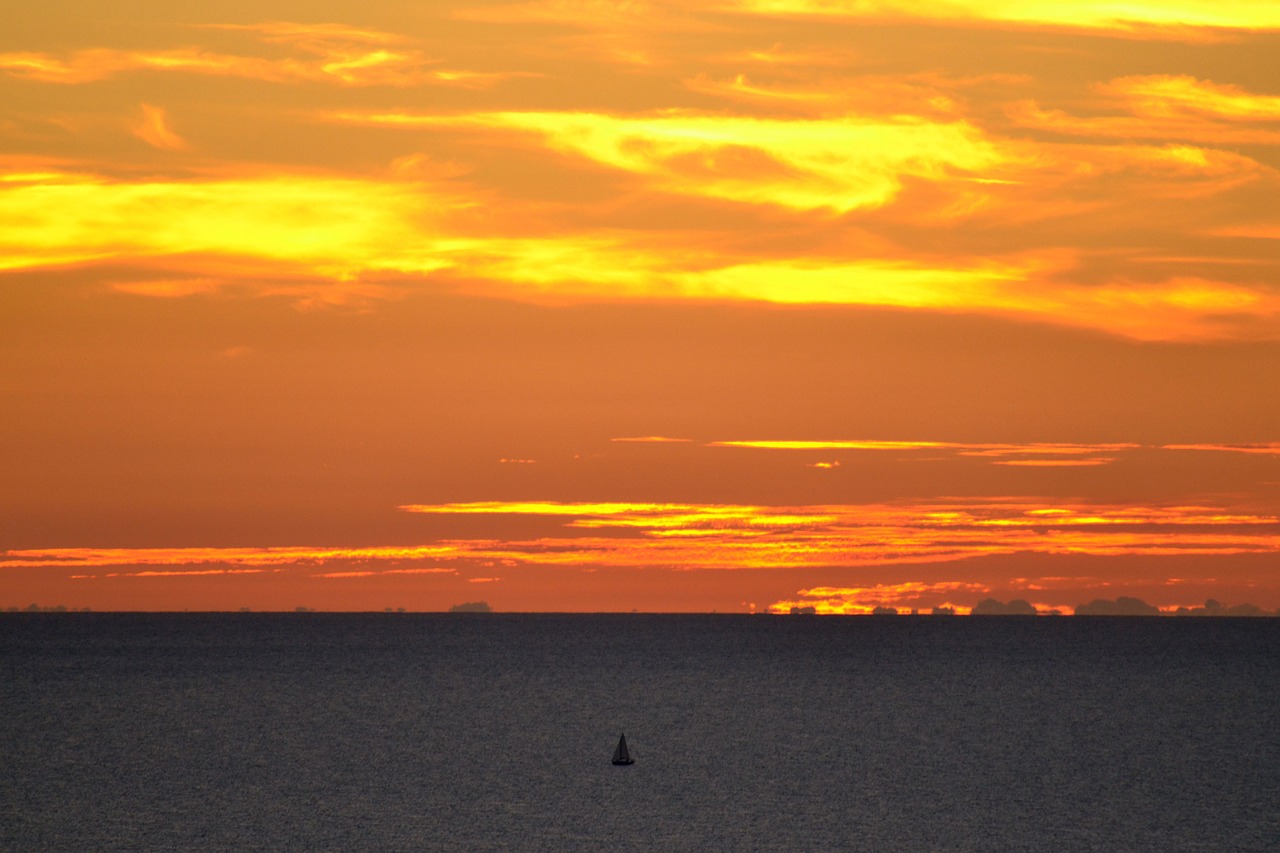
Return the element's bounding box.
[2,613,1276,851]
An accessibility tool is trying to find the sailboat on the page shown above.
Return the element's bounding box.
[611,733,635,766]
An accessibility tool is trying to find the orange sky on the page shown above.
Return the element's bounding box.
[2,1,1278,613]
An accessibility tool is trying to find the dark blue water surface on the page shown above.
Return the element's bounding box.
[2,614,1277,851]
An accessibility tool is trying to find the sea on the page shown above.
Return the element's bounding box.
[2,613,1276,851]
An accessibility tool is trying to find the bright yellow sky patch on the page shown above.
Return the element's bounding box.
[0,169,464,277]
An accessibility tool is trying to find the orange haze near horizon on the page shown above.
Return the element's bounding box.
[3,1,1279,614]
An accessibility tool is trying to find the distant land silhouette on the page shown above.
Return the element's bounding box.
[450,601,492,613]
[1168,598,1270,617]
[1075,596,1160,616]
[971,598,1038,615]
[1075,597,1275,616]
[3,598,1277,615]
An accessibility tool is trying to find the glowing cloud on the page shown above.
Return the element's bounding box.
[710,440,1139,466]
[725,1,1280,35]
[313,568,455,578]
[0,23,499,88]
[710,440,952,451]
[768,582,990,615]
[1101,75,1280,120]
[6,501,1279,587]
[4,164,1274,340]
[0,545,466,569]
[335,110,1009,213]
[1164,443,1280,455]
[0,47,417,86]
[696,271,1280,340]
[394,500,1280,567]
[0,168,468,278]
[1008,100,1280,146]
[108,569,268,577]
[991,458,1117,467]
[682,73,975,118]
[132,104,188,151]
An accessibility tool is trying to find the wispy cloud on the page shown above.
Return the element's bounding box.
[335,110,1009,213]
[711,440,951,450]
[1164,443,1280,455]
[132,104,187,151]
[1008,100,1280,146]
[1100,75,1280,121]
[990,458,1117,467]
[0,22,511,88]
[722,1,1280,37]
[395,499,1280,568]
[1,545,465,569]
[105,568,269,577]
[710,440,1138,466]
[313,568,456,578]
[7,501,1277,591]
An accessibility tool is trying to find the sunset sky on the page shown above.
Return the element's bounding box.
[3,1,1279,613]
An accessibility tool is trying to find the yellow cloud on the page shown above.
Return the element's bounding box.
[710,440,951,451]
[725,1,1280,35]
[4,168,1274,340]
[114,569,268,577]
[449,0,1280,35]
[769,581,989,615]
[0,169,468,277]
[337,110,1009,213]
[683,73,973,118]
[642,262,1279,341]
[992,458,1117,467]
[1164,443,1280,455]
[711,440,1137,467]
[7,499,1279,577]
[1101,75,1280,120]
[711,440,1139,456]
